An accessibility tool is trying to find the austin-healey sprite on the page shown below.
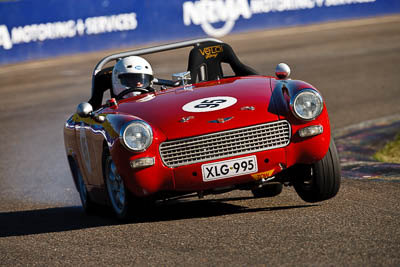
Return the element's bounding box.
[64,38,341,219]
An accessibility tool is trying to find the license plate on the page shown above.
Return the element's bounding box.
[202,155,258,182]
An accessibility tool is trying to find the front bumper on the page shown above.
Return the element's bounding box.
[112,118,330,197]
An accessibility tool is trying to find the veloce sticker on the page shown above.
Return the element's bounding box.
[182,96,237,112]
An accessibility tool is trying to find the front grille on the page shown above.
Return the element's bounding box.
[159,120,291,168]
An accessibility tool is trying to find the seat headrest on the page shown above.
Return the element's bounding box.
[187,41,258,83]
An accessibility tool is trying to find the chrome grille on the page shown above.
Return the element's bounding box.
[159,120,291,168]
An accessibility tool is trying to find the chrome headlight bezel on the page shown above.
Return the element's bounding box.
[120,120,153,152]
[290,89,324,121]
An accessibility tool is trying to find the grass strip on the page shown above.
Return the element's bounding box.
[374,133,400,164]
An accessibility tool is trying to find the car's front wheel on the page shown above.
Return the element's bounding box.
[293,139,341,203]
[103,150,131,220]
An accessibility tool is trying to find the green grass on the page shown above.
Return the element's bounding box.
[374,133,400,164]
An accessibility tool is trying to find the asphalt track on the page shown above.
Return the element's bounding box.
[1,15,400,266]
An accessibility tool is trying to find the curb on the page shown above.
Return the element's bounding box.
[334,114,400,182]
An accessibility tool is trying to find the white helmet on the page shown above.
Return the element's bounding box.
[112,56,154,97]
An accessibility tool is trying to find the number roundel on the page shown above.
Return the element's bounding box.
[182,96,237,112]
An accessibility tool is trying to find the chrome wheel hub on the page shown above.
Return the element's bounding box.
[106,156,126,214]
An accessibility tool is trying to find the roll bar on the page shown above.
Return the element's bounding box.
[91,38,223,92]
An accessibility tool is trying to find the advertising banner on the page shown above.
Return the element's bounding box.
[0,0,399,65]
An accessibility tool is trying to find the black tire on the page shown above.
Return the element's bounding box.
[102,148,155,221]
[73,160,96,214]
[251,183,283,198]
[103,149,132,220]
[293,139,341,203]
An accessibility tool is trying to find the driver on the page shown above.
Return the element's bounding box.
[111,56,154,98]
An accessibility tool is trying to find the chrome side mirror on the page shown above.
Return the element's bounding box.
[172,71,191,86]
[76,102,93,118]
[275,63,291,80]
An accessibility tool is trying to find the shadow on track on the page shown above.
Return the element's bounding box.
[141,198,316,224]
[0,206,116,238]
[0,199,316,238]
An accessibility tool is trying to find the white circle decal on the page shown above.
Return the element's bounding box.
[183,96,237,113]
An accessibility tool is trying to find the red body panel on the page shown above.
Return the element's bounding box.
[64,76,331,199]
[116,77,279,140]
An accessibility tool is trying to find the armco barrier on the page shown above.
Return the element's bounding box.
[0,0,399,65]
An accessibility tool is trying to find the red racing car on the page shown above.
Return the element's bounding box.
[64,38,341,219]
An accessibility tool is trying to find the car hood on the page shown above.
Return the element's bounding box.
[115,76,279,140]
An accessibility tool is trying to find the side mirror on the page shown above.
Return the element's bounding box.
[172,71,191,86]
[76,102,93,118]
[275,63,291,80]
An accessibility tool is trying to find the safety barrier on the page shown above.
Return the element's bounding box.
[0,0,399,65]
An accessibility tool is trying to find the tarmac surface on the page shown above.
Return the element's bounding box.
[335,114,400,182]
[0,15,399,266]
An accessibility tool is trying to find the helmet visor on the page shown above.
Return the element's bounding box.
[118,73,153,89]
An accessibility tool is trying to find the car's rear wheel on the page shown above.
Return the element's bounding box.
[103,150,131,220]
[293,139,341,203]
[251,183,283,198]
[74,161,96,214]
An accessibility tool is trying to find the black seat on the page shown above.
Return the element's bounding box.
[187,41,258,83]
[88,67,114,110]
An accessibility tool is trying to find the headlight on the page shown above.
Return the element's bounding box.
[290,89,323,120]
[120,121,153,152]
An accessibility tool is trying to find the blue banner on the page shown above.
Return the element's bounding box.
[0,0,399,65]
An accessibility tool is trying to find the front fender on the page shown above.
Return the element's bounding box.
[269,79,321,118]
[105,112,172,196]
[270,78,331,166]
